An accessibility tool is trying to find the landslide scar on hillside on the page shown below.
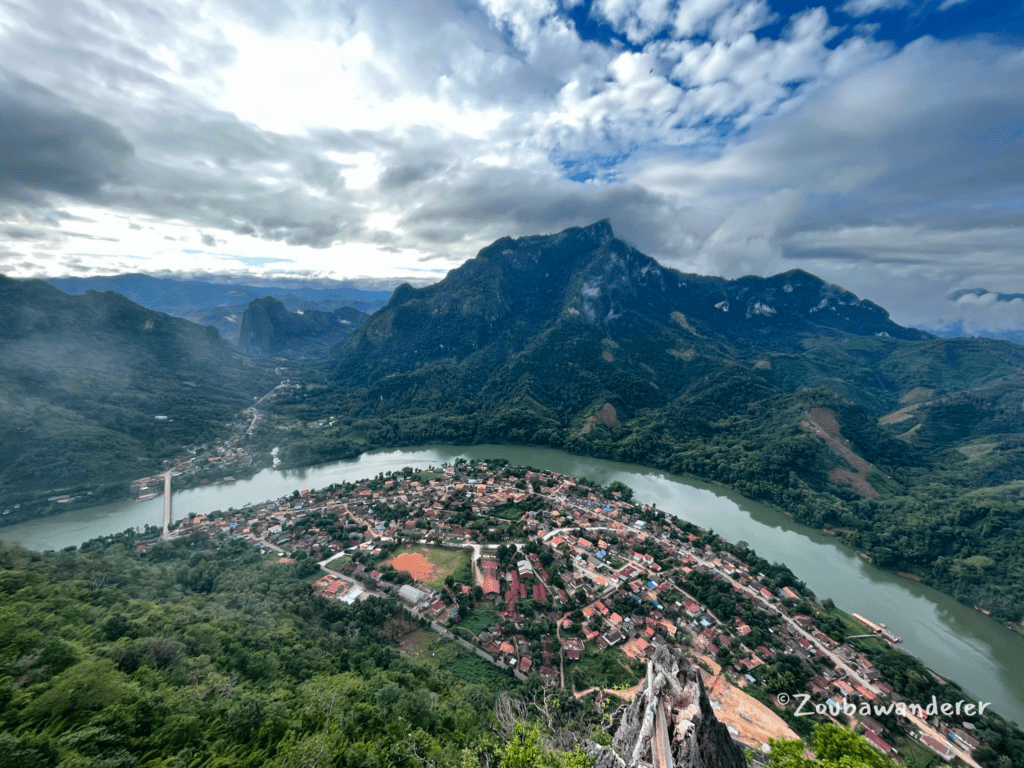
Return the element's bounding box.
[801,407,879,499]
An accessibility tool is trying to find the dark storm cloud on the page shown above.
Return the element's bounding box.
[0,70,134,200]
[0,0,380,250]
[2,226,50,241]
[378,161,451,190]
[397,167,674,255]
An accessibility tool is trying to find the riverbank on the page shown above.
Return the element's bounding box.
[0,461,270,530]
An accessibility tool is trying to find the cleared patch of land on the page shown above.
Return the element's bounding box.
[691,651,798,749]
[899,386,935,404]
[398,628,512,688]
[461,604,501,636]
[583,402,621,432]
[896,423,922,443]
[878,403,920,425]
[957,441,997,460]
[705,671,799,748]
[802,407,880,498]
[385,544,471,590]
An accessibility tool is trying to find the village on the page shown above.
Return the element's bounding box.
[157,459,985,766]
[130,406,264,501]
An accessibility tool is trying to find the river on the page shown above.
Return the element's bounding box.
[2,443,1023,726]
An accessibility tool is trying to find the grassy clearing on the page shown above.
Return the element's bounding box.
[399,628,438,660]
[832,610,871,634]
[461,603,500,636]
[399,628,514,689]
[388,544,471,590]
[413,470,445,482]
[827,609,889,653]
[892,738,940,768]
[569,645,644,691]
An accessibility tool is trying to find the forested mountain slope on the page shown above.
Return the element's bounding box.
[0,276,276,518]
[47,273,391,344]
[0,538,515,767]
[240,296,368,357]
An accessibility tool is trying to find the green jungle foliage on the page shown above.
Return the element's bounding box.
[767,724,896,768]
[0,536,605,768]
[772,721,1021,768]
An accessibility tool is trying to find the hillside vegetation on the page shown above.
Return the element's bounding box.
[0,276,276,518]
[0,535,601,768]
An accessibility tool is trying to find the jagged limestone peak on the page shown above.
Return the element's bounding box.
[586,647,747,768]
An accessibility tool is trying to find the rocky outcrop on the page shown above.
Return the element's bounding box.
[240,297,368,357]
[586,647,747,768]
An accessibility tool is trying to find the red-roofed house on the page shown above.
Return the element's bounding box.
[864,730,893,755]
[920,735,954,761]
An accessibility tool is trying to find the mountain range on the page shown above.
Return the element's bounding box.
[239,297,369,358]
[330,221,1021,439]
[46,273,391,346]
[3,221,1023,620]
[290,221,1024,621]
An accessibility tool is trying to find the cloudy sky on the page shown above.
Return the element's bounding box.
[1,0,1022,332]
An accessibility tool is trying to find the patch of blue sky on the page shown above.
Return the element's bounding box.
[180,251,295,266]
[566,1,634,49]
[559,150,635,183]
[684,113,747,141]
[558,116,741,183]
[552,0,1021,187]
[835,0,1024,45]
[567,0,1023,53]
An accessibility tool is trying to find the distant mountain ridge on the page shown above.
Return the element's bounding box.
[337,221,929,387]
[925,320,1024,347]
[332,224,1024,422]
[46,273,391,344]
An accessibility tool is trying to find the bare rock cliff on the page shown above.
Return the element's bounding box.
[586,646,747,768]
